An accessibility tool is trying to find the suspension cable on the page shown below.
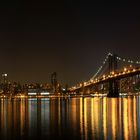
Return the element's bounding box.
[116,55,140,65]
[90,52,113,80]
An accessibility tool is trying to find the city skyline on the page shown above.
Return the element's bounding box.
[0,1,140,140]
[0,1,140,86]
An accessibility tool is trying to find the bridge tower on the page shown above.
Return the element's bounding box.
[107,54,119,97]
[51,72,57,93]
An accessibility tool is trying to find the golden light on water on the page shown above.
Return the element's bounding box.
[84,98,88,140]
[20,99,25,136]
[91,98,94,138]
[103,97,107,140]
[0,96,139,139]
[80,98,83,139]
[133,97,137,139]
[111,98,117,140]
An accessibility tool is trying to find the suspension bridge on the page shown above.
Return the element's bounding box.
[69,53,140,97]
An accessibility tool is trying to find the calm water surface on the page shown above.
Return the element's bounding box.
[0,96,140,140]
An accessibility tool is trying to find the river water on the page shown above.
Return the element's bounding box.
[0,96,140,140]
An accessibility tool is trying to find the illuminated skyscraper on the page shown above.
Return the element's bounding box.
[2,73,8,84]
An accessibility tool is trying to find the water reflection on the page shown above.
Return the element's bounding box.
[0,96,140,139]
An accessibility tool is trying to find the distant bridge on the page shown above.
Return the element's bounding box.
[69,53,140,97]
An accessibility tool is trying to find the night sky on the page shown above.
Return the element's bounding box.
[0,1,140,86]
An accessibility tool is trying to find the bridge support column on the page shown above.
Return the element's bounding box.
[107,53,119,97]
[107,80,119,97]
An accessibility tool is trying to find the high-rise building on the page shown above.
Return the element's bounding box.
[2,73,8,84]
